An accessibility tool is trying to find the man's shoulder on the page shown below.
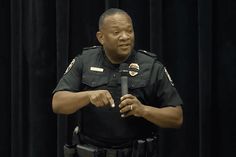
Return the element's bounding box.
[135,49,163,66]
[78,46,102,57]
[73,46,102,63]
[135,49,158,63]
[83,45,102,51]
[137,49,157,58]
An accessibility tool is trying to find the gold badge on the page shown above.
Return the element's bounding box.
[129,63,139,76]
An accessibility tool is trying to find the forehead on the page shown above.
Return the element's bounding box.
[102,13,133,29]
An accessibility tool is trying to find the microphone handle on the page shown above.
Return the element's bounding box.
[121,76,128,96]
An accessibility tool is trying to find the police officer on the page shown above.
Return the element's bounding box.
[52,8,183,157]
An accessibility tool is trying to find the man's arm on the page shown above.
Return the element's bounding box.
[141,105,183,128]
[119,94,183,128]
[52,91,90,114]
[52,90,115,114]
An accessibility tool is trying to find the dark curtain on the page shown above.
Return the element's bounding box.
[1,0,236,157]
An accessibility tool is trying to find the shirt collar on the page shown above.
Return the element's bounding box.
[101,48,136,70]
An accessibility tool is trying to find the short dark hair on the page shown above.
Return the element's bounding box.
[98,8,131,30]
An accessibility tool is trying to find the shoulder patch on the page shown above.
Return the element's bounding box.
[64,58,75,74]
[138,49,157,58]
[83,46,101,50]
[164,67,175,86]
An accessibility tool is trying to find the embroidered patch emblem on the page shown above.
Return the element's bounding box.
[129,63,139,76]
[64,59,75,74]
[164,67,174,86]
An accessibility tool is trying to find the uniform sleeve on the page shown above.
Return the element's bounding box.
[155,64,183,107]
[53,56,82,93]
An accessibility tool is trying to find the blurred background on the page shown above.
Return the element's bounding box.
[1,0,236,157]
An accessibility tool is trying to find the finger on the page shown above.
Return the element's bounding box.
[92,95,104,107]
[105,91,115,107]
[121,111,132,118]
[102,96,109,106]
[121,105,133,117]
[97,92,108,106]
[95,98,104,107]
[120,94,135,101]
[119,99,132,108]
[120,104,133,114]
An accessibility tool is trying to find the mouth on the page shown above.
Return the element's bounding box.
[119,44,130,48]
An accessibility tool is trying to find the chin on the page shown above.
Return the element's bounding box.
[117,51,131,59]
[118,48,132,55]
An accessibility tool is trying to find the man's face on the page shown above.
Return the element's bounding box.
[98,13,135,63]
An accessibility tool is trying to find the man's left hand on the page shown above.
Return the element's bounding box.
[119,94,146,117]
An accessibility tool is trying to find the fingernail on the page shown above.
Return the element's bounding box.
[111,104,115,108]
[121,114,125,117]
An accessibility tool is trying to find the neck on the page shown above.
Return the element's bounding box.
[104,51,130,64]
[107,56,129,64]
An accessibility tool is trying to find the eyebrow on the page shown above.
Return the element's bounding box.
[109,25,132,29]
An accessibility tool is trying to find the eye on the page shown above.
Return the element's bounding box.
[113,31,119,35]
[128,29,133,33]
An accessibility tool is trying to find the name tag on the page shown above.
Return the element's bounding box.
[90,67,104,72]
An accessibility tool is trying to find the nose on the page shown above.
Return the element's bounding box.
[119,31,129,40]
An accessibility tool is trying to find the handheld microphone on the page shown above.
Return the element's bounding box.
[119,63,129,96]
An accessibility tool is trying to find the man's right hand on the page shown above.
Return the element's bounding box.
[88,90,115,108]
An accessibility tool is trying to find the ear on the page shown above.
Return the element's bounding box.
[96,31,104,45]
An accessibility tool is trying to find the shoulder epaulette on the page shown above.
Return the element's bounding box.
[83,46,101,50]
[138,49,157,58]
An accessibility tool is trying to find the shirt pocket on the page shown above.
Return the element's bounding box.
[128,71,149,89]
[82,71,108,89]
[127,70,150,105]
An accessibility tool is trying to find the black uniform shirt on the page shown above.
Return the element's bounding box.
[53,47,183,146]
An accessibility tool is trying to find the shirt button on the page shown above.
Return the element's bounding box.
[113,74,116,78]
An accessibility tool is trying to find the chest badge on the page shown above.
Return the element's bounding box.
[129,63,139,76]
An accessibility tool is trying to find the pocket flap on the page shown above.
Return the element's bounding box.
[82,73,108,88]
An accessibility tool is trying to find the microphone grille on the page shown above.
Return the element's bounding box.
[119,63,129,76]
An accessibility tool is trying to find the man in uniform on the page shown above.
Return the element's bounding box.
[52,8,183,157]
